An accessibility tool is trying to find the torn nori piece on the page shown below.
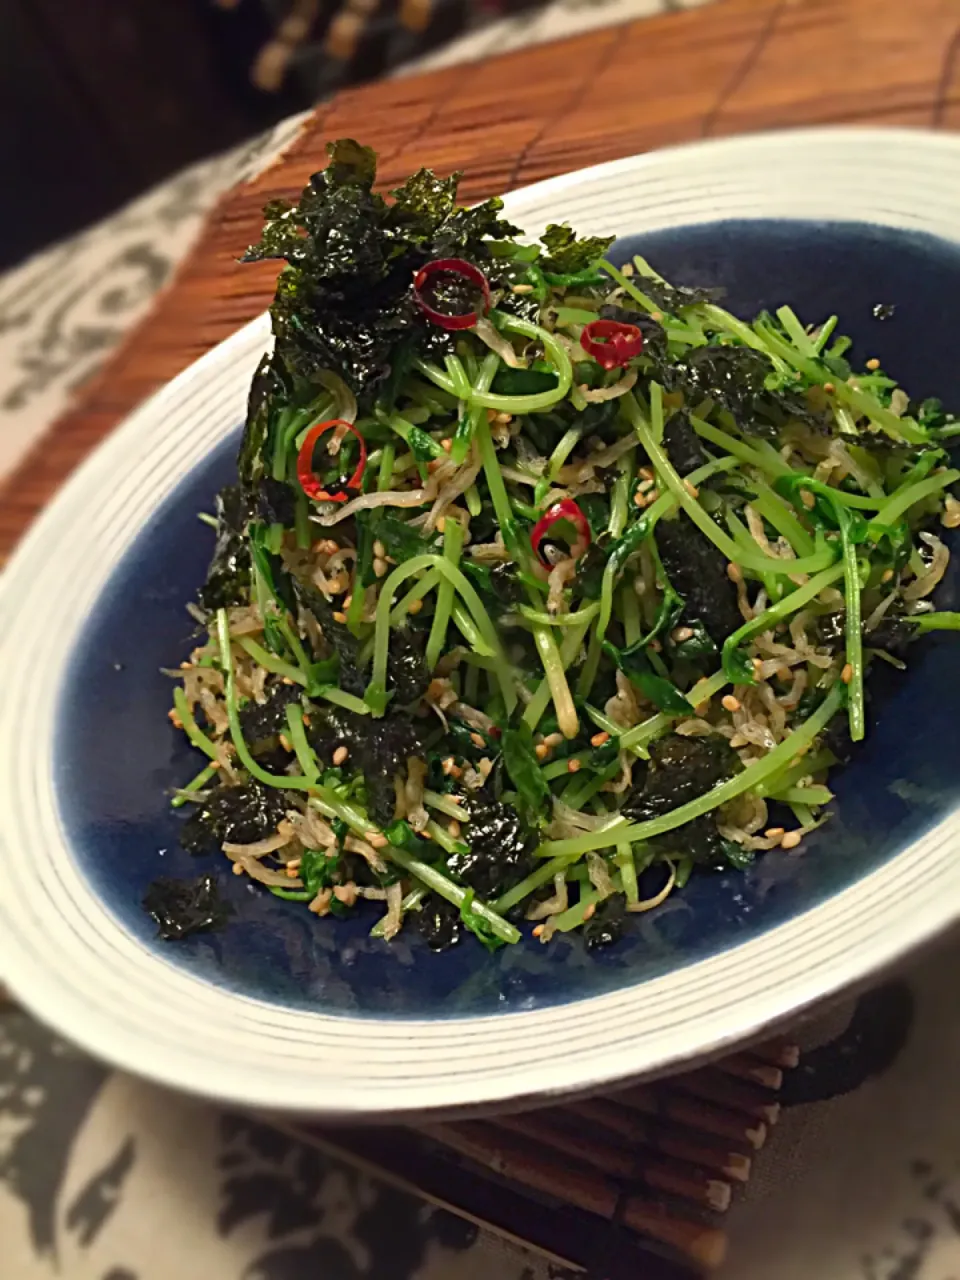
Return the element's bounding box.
[623,735,736,822]
[582,897,626,949]
[385,626,431,705]
[294,579,366,696]
[239,679,303,751]
[307,703,427,826]
[242,138,522,402]
[539,223,615,276]
[199,485,257,611]
[662,409,707,476]
[416,895,462,950]
[258,476,298,527]
[447,794,534,899]
[655,517,742,644]
[295,573,429,704]
[179,781,292,855]
[633,277,723,315]
[621,736,743,871]
[866,614,917,659]
[143,874,231,941]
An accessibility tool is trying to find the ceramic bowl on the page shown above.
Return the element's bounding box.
[3,127,960,1116]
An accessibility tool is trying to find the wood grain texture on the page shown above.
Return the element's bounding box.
[3,0,960,556]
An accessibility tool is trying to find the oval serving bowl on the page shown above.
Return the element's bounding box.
[3,127,960,1118]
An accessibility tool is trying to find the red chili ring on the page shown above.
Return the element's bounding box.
[531,498,592,567]
[413,257,491,331]
[296,418,367,503]
[580,318,644,370]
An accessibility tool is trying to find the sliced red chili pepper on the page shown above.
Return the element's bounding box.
[531,498,592,567]
[296,418,367,503]
[580,319,644,370]
[413,258,491,331]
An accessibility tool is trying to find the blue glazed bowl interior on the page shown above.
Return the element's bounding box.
[57,219,960,1018]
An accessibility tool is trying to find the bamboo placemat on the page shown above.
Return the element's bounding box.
[277,1037,800,1276]
[1,0,959,557]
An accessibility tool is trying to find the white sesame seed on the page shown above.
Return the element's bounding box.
[373,557,388,578]
[332,745,349,766]
[781,831,802,850]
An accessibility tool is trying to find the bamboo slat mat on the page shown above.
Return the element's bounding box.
[1,0,959,557]
[276,1037,800,1276]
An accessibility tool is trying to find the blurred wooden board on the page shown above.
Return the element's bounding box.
[2,0,960,555]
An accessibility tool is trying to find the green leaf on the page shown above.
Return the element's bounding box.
[501,725,550,818]
[299,848,340,896]
[460,889,506,953]
[722,643,757,686]
[602,641,691,715]
[384,819,423,853]
[671,620,718,664]
[491,367,559,396]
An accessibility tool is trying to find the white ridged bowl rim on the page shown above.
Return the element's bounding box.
[2,126,960,1117]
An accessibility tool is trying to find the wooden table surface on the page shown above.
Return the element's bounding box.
[2,0,959,556]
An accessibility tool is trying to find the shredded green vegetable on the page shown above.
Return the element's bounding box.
[157,140,960,954]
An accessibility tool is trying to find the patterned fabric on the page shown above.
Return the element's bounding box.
[3,937,960,1279]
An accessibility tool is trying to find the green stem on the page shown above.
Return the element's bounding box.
[386,845,520,944]
[912,611,960,632]
[536,683,845,858]
[616,842,639,907]
[285,703,320,782]
[368,554,511,712]
[426,517,464,668]
[519,602,600,628]
[424,790,469,821]
[469,315,574,414]
[391,567,440,624]
[868,470,960,535]
[216,610,313,791]
[236,636,306,686]
[170,762,217,808]
[444,354,472,401]
[172,688,223,763]
[452,354,498,465]
[840,521,865,742]
[494,853,580,914]
[721,563,845,678]
[522,617,591,733]
[627,397,836,576]
[311,686,372,716]
[377,442,396,490]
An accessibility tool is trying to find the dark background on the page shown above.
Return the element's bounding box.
[0,0,485,273]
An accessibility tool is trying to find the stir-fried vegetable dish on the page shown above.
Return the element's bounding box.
[146,139,960,952]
